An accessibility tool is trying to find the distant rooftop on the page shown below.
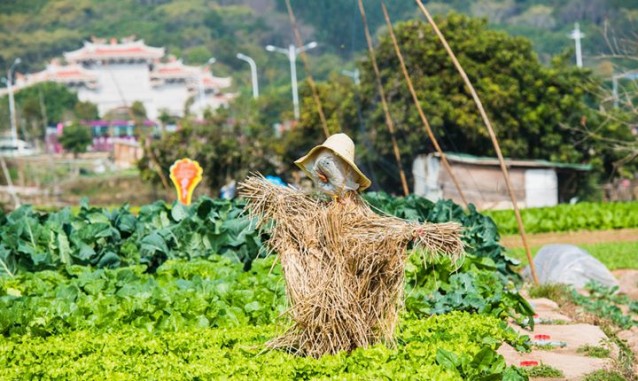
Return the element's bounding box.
[64,37,165,63]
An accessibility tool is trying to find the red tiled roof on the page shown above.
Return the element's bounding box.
[65,39,164,61]
[94,47,148,55]
[157,67,190,74]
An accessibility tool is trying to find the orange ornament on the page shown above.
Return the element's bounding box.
[169,158,203,205]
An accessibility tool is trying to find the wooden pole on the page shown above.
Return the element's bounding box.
[381,3,468,208]
[414,0,539,284]
[284,0,330,139]
[357,0,410,196]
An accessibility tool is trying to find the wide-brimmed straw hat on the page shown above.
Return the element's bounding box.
[294,133,372,191]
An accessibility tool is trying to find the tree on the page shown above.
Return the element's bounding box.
[8,82,80,140]
[130,100,147,122]
[14,82,78,125]
[0,82,99,144]
[74,101,99,121]
[59,123,92,158]
[138,107,278,195]
[296,13,633,198]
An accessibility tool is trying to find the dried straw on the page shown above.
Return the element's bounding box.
[239,175,464,357]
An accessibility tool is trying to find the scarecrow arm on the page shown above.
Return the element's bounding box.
[348,210,464,261]
[238,175,318,222]
[411,221,464,261]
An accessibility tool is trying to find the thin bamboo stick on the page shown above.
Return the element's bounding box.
[284,0,330,139]
[381,3,468,208]
[414,0,539,284]
[357,0,410,196]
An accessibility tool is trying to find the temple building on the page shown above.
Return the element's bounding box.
[12,36,233,119]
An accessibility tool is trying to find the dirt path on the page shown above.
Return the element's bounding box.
[501,228,638,248]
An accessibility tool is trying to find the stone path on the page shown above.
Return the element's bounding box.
[498,298,616,380]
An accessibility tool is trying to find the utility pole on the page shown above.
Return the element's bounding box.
[570,23,585,68]
[266,42,318,120]
[199,57,216,114]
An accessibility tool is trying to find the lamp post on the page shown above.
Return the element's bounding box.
[6,58,21,148]
[265,41,317,120]
[199,57,216,114]
[236,53,259,99]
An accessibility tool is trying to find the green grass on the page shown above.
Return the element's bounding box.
[577,344,611,358]
[517,364,564,377]
[528,283,573,304]
[583,370,627,381]
[507,241,638,270]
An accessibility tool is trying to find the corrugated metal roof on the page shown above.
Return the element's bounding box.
[434,152,592,171]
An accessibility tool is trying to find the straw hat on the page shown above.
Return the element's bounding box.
[295,133,372,191]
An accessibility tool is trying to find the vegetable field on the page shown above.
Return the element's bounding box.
[1,194,635,379]
[484,201,638,235]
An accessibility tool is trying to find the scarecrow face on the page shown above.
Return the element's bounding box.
[311,149,360,198]
[294,133,372,198]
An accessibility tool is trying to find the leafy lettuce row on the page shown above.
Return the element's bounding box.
[483,201,638,235]
[0,311,528,381]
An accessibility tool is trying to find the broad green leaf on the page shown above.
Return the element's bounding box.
[171,204,190,222]
[436,348,460,370]
[57,232,71,265]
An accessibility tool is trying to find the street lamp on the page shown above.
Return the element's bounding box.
[236,53,259,99]
[265,41,318,119]
[6,58,21,148]
[199,57,216,111]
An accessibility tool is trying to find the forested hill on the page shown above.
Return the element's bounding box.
[277,0,638,63]
[1,0,636,75]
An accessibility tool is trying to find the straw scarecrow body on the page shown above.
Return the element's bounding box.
[239,134,463,358]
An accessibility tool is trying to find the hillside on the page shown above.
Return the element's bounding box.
[2,1,637,82]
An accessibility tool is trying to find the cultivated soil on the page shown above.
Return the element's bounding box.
[498,229,638,380]
[501,228,638,248]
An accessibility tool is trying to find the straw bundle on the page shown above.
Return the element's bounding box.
[239,175,463,358]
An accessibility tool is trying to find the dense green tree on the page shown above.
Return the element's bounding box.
[130,101,147,123]
[0,82,101,145]
[74,101,99,121]
[138,106,278,195]
[58,123,92,158]
[13,82,78,127]
[295,13,635,197]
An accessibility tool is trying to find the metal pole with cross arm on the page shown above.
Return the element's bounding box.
[266,42,317,119]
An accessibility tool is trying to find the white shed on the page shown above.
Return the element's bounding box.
[412,153,591,210]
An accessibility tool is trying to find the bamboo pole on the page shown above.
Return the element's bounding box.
[381,3,468,208]
[357,0,410,196]
[284,0,330,139]
[414,0,539,284]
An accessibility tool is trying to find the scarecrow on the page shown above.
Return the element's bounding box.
[239,133,463,358]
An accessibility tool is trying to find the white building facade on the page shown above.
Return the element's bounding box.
[12,37,233,119]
